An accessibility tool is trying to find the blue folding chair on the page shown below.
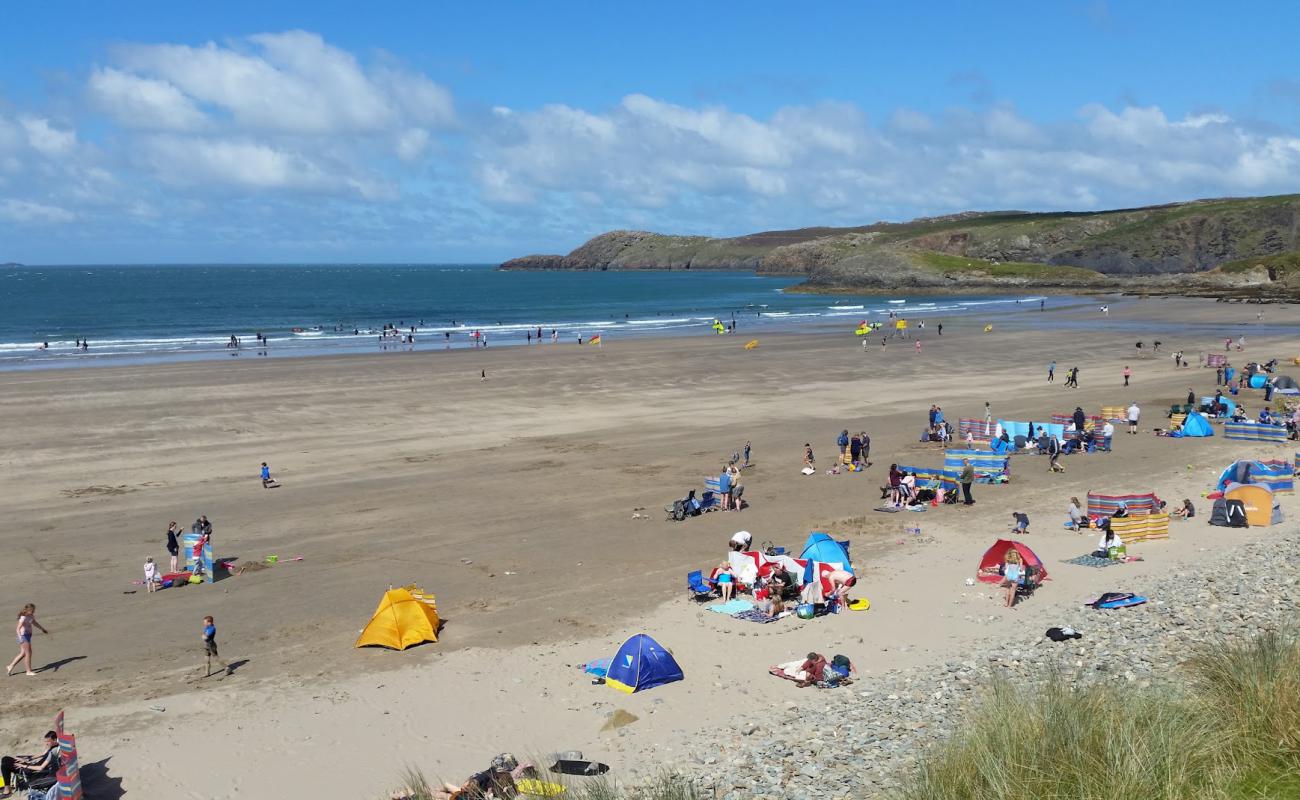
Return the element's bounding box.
[686,570,716,601]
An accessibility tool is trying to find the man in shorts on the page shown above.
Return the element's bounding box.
[202,615,229,677]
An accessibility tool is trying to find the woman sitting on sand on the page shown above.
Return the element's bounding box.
[1094,527,1125,559]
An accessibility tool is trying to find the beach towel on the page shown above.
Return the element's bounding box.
[1088,593,1147,609]
[1063,554,1120,568]
[733,609,783,623]
[708,599,755,614]
[581,658,612,678]
[873,505,902,513]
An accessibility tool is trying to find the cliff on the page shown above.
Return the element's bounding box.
[500,194,1300,296]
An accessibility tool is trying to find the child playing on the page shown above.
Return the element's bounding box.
[202,615,229,677]
[803,443,815,467]
[260,462,273,487]
[143,557,159,593]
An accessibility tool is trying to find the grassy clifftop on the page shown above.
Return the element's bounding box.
[499,194,1300,294]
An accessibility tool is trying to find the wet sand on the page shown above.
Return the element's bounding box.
[0,296,1294,797]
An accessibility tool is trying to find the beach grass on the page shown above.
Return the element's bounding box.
[390,769,699,800]
[896,631,1300,800]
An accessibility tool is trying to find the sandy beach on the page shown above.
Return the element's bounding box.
[1,296,1295,798]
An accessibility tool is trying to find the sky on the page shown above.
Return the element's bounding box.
[2,1,1299,263]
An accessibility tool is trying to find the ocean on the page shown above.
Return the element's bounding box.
[0,264,1047,370]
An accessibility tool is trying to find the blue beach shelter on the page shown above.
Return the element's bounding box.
[800,532,853,583]
[1181,411,1213,437]
[605,634,683,693]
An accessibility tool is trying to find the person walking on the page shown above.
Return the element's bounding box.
[937,323,943,336]
[1122,365,1131,386]
[1047,361,1056,383]
[1127,402,1141,435]
[6,604,49,677]
[260,462,273,488]
[1065,366,1080,388]
[959,458,975,506]
[202,615,229,678]
[1047,435,1065,473]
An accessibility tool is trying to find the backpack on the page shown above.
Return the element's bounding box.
[1045,626,1082,642]
[1225,499,1249,528]
[830,654,852,675]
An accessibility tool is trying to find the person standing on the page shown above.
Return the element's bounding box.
[984,402,992,426]
[1127,402,1141,435]
[1187,387,1196,407]
[1048,435,1065,473]
[166,521,180,573]
[1122,365,1131,386]
[1047,361,1056,383]
[260,462,273,488]
[718,465,733,511]
[743,441,752,467]
[937,323,943,336]
[1101,419,1115,451]
[6,604,49,677]
[959,459,975,506]
[202,615,229,678]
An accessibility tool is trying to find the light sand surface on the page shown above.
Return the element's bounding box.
[1,296,1296,798]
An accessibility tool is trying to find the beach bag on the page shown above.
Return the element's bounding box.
[795,604,816,620]
[831,654,852,674]
[1045,626,1082,642]
[1224,500,1248,528]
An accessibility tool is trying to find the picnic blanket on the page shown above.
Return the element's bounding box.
[708,599,755,614]
[769,660,849,688]
[1063,554,1120,568]
[733,609,784,623]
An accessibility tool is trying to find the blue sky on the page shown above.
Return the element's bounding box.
[2,1,1298,263]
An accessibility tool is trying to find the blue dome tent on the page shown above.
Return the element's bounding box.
[605,634,683,693]
[800,532,853,583]
[1180,411,1213,437]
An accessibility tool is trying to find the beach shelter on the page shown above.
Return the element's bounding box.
[1217,460,1294,493]
[945,449,1011,482]
[976,539,1047,585]
[1108,513,1171,544]
[1273,375,1300,394]
[1180,411,1213,437]
[799,532,853,583]
[1223,483,1282,527]
[605,634,683,693]
[1087,492,1158,517]
[1224,422,1288,443]
[355,587,440,650]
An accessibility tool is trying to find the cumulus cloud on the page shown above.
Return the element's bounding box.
[108,30,454,134]
[473,96,1300,227]
[88,67,207,130]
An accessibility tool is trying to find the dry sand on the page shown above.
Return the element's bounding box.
[0,296,1294,798]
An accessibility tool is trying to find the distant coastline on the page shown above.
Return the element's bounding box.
[499,194,1300,299]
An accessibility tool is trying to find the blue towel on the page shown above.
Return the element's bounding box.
[708,599,755,614]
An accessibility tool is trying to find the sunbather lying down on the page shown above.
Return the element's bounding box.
[390,753,536,800]
[770,652,856,688]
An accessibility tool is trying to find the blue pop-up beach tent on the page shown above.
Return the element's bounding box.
[799,532,852,581]
[605,634,683,693]
[1181,411,1213,437]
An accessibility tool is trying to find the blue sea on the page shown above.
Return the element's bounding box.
[0,264,1048,370]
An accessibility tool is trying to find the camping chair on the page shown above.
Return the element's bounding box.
[1015,565,1044,602]
[686,570,716,601]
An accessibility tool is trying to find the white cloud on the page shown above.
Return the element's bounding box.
[0,198,76,223]
[113,30,454,135]
[88,67,207,130]
[473,95,1300,224]
[139,135,394,199]
[19,116,77,156]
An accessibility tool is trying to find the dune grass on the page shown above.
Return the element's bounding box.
[908,250,1102,280]
[897,631,1300,800]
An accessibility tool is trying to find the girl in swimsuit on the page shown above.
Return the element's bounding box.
[7,604,49,677]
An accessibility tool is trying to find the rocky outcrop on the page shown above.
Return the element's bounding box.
[500,194,1300,295]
